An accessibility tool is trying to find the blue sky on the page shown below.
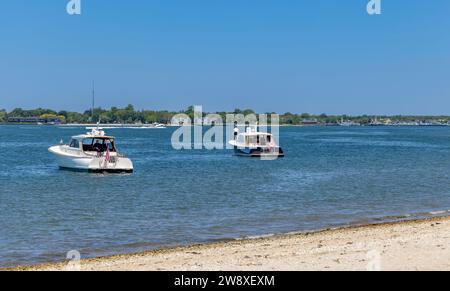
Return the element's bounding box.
[0,0,449,115]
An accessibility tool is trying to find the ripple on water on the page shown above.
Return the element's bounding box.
[313,137,444,148]
[0,164,56,178]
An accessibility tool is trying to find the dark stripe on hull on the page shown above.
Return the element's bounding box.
[89,169,133,174]
[234,147,285,158]
[59,167,133,174]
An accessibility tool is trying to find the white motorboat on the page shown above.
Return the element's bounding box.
[229,125,284,158]
[140,123,167,129]
[338,118,361,127]
[49,127,133,173]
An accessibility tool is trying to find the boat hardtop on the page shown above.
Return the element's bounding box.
[71,128,114,141]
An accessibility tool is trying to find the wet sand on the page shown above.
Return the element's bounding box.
[10,216,450,271]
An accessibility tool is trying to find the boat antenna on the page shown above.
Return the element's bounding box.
[91,80,95,124]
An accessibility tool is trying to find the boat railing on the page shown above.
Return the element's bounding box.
[238,142,277,148]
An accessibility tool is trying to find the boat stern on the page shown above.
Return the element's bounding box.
[88,156,134,173]
[234,146,285,158]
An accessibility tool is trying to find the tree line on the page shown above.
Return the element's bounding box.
[1,105,450,125]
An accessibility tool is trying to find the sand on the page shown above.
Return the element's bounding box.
[10,216,450,271]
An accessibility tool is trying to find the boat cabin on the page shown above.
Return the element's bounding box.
[69,136,117,153]
[236,132,274,147]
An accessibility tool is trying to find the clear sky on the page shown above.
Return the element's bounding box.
[0,0,449,115]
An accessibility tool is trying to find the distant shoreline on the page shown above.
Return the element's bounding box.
[2,123,450,128]
[4,106,450,127]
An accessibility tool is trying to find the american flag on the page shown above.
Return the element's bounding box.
[105,146,110,162]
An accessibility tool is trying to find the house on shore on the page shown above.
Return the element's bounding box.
[7,116,63,124]
[301,118,320,126]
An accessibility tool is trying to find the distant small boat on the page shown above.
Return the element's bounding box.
[339,119,361,127]
[48,126,133,173]
[229,125,284,158]
[140,123,167,129]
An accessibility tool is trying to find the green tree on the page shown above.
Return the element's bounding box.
[243,109,255,116]
[300,113,311,119]
[0,109,6,123]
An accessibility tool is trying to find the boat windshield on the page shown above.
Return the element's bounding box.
[244,134,272,146]
[82,138,116,153]
[259,135,271,146]
[69,139,80,149]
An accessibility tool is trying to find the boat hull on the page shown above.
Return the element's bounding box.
[58,167,133,174]
[234,147,285,158]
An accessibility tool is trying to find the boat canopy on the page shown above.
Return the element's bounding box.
[71,134,115,140]
[238,132,272,137]
[71,127,114,140]
[82,137,116,153]
[68,135,117,153]
[236,132,274,146]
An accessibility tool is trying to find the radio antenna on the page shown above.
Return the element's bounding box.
[91,80,95,123]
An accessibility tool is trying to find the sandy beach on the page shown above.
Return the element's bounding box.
[10,216,450,271]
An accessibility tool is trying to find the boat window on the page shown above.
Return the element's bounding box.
[106,140,115,151]
[102,139,115,152]
[93,139,105,152]
[69,139,80,149]
[247,136,257,145]
[259,135,268,146]
[82,139,94,152]
[82,138,116,152]
[83,139,94,146]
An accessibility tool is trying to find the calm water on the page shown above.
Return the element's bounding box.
[1,125,450,267]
